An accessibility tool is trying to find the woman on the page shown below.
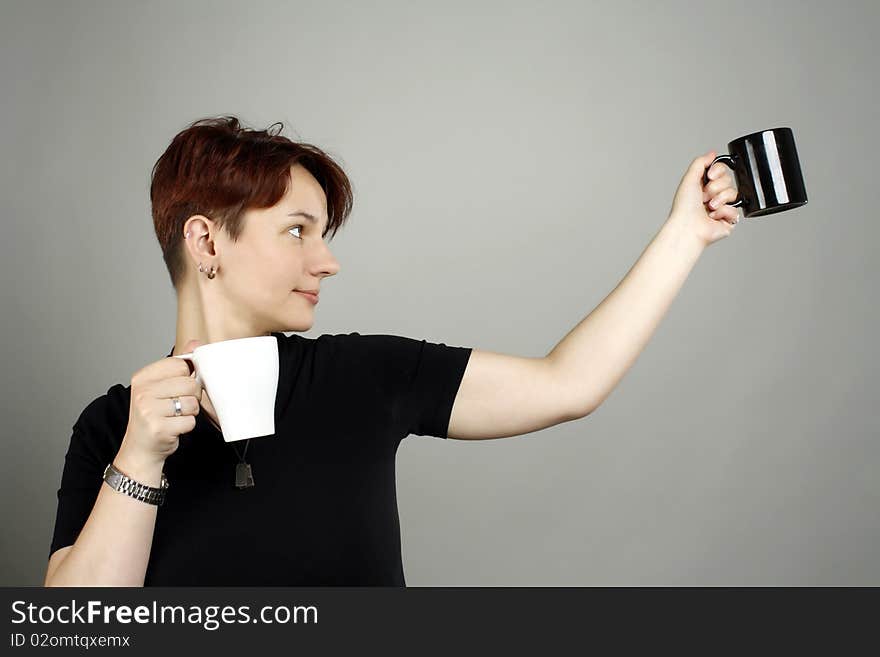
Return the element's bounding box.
[44,116,739,586]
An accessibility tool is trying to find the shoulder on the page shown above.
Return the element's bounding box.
[275,330,420,381]
[304,331,421,365]
[76,383,130,427]
[273,329,470,384]
[274,329,376,362]
[310,331,470,386]
[68,383,131,457]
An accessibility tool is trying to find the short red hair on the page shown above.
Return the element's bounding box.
[150,115,354,290]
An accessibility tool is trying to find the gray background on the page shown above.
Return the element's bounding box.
[2,0,877,586]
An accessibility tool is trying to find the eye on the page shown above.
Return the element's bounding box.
[288,225,303,239]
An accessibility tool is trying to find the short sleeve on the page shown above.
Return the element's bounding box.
[48,422,111,558]
[405,338,472,438]
[324,332,472,440]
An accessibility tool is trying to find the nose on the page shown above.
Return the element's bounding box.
[313,242,341,277]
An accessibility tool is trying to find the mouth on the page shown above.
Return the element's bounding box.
[293,290,319,304]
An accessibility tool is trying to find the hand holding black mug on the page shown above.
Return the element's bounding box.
[702,126,808,219]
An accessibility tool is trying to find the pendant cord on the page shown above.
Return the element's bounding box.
[208,413,250,463]
[230,439,250,463]
[206,414,254,487]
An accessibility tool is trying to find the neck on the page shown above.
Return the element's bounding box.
[172,279,270,356]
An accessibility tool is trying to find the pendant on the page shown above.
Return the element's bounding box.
[235,462,254,489]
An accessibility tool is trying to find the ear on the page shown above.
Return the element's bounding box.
[181,214,218,263]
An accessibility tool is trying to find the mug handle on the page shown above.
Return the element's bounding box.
[702,154,744,209]
[171,353,202,386]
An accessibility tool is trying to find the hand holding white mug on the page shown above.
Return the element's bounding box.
[171,335,279,442]
[118,339,205,470]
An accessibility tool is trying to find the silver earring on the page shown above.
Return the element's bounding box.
[198,262,216,279]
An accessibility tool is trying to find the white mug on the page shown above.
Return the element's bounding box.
[173,335,279,442]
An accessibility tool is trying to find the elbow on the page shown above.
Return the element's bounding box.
[43,572,64,587]
[579,394,604,419]
[567,400,599,421]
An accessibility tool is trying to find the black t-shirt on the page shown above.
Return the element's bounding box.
[48,331,472,586]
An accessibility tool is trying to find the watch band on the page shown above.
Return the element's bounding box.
[102,461,170,506]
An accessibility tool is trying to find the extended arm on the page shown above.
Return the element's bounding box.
[545,216,705,415]
[446,152,734,439]
[447,217,705,439]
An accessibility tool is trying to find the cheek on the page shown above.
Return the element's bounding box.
[233,261,288,301]
[254,246,293,285]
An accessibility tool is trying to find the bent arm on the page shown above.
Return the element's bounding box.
[45,441,164,587]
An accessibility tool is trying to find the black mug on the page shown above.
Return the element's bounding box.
[702,126,808,219]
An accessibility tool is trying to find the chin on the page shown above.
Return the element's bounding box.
[280,317,315,332]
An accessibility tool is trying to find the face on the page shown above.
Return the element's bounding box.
[184,163,341,334]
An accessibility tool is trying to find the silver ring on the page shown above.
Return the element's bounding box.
[172,397,182,416]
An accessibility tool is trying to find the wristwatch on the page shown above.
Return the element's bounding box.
[102,462,170,506]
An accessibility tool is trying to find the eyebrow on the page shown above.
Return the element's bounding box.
[287,211,328,232]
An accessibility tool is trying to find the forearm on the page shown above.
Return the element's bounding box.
[46,443,163,587]
[547,214,706,415]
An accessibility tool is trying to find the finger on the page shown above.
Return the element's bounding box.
[706,162,726,180]
[166,340,202,374]
[709,206,739,225]
[703,174,736,198]
[693,150,717,176]
[138,355,193,385]
[155,394,201,418]
[708,187,738,209]
[152,375,204,400]
[701,164,723,195]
